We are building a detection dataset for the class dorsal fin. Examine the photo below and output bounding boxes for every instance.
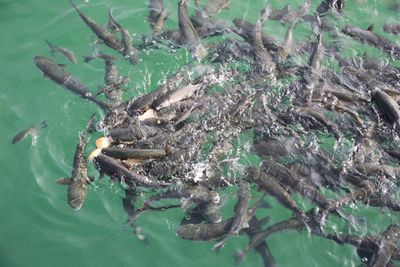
[56,177,71,185]
[367,23,374,31]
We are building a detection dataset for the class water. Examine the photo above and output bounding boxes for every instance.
[1,0,399,266]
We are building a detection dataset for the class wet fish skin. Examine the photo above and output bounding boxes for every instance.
[153,83,203,110]
[342,25,400,58]
[308,33,324,75]
[278,19,298,60]
[12,121,47,144]
[178,0,208,60]
[44,39,78,64]
[34,55,113,111]
[93,154,170,188]
[372,89,400,125]
[203,0,230,17]
[148,0,169,34]
[101,147,166,159]
[69,0,123,51]
[109,124,161,142]
[383,23,400,35]
[317,0,345,15]
[56,114,96,210]
[213,180,251,251]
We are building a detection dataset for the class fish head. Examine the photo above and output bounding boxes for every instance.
[67,179,88,210]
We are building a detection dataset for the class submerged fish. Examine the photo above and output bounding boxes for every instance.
[148,0,169,34]
[12,121,47,145]
[44,39,78,64]
[56,113,96,210]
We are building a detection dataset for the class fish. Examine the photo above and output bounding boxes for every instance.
[203,0,230,17]
[277,19,298,60]
[178,0,208,60]
[269,5,290,20]
[251,6,276,74]
[245,167,306,218]
[280,0,312,23]
[372,89,400,125]
[69,0,124,52]
[317,0,345,15]
[342,25,400,59]
[92,153,171,189]
[109,124,161,143]
[148,0,169,34]
[34,55,113,111]
[153,83,203,110]
[213,179,251,251]
[101,147,167,160]
[56,113,96,210]
[308,33,324,75]
[235,209,317,265]
[12,121,47,145]
[383,22,400,35]
[44,39,78,64]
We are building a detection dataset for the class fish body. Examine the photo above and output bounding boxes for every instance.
[44,39,77,63]
[178,0,208,60]
[109,124,161,142]
[149,0,169,34]
[34,56,113,110]
[102,147,166,159]
[308,34,324,75]
[383,23,400,35]
[372,89,400,125]
[56,114,96,210]
[12,121,47,144]
[153,83,203,110]
[93,154,170,188]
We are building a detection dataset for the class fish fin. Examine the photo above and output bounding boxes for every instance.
[83,56,94,63]
[259,216,271,226]
[98,172,105,180]
[256,199,271,209]
[234,249,247,266]
[57,63,67,68]
[88,176,95,183]
[56,177,71,185]
[39,121,48,129]
[367,23,374,31]
[212,238,226,253]
[95,39,104,45]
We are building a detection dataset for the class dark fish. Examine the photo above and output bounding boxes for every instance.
[280,0,312,23]
[317,0,345,15]
[178,0,208,60]
[148,0,169,34]
[93,154,170,188]
[232,18,279,52]
[213,180,251,251]
[277,19,298,60]
[101,147,167,159]
[56,113,96,210]
[260,160,332,208]
[251,7,276,74]
[33,56,113,111]
[383,23,400,35]
[203,0,230,17]
[44,39,78,64]
[372,89,400,125]
[69,0,123,51]
[109,124,161,143]
[235,209,316,265]
[12,121,47,144]
[342,25,400,58]
[308,33,324,75]
[245,167,306,218]
[153,83,203,110]
[269,5,290,20]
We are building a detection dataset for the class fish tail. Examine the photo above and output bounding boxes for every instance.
[44,39,53,48]
[83,56,94,63]
[39,121,48,129]
[212,238,226,253]
[234,249,247,265]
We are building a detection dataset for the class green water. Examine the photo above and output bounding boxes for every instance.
[1,0,399,266]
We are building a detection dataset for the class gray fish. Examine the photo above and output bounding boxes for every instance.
[235,209,316,265]
[109,124,161,143]
[317,0,345,15]
[44,39,78,64]
[69,0,123,52]
[280,0,312,23]
[268,5,290,20]
[383,22,400,35]
[308,33,324,75]
[213,180,251,251]
[34,56,113,111]
[342,25,400,58]
[251,7,276,74]
[178,0,208,60]
[148,0,169,34]
[101,147,167,159]
[153,83,203,110]
[12,121,47,144]
[372,89,400,125]
[93,154,170,189]
[56,113,96,210]
[203,0,230,17]
[278,19,298,60]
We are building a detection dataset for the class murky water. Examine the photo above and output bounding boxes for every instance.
[1,0,399,266]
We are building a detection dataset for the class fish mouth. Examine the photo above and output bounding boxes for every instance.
[89,148,102,161]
